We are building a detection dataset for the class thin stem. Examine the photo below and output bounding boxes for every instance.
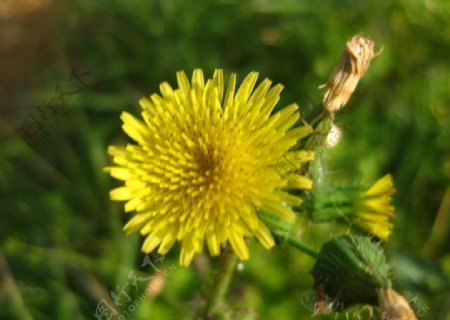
[0,250,33,320]
[259,210,319,259]
[205,247,237,318]
[422,187,450,257]
[272,229,318,259]
[304,104,327,127]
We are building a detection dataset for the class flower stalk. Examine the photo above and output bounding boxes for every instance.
[259,210,318,259]
[272,229,318,259]
[205,247,237,318]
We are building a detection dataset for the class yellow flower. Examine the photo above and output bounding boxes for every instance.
[353,174,395,240]
[105,69,313,266]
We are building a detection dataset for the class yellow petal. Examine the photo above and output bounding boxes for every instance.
[110,187,133,201]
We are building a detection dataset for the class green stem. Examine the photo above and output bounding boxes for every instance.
[259,210,318,259]
[272,229,318,259]
[422,187,450,257]
[0,250,33,320]
[304,104,327,127]
[205,247,237,318]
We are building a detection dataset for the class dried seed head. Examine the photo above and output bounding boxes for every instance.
[377,288,418,320]
[321,34,382,112]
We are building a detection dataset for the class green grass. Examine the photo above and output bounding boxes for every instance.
[1,0,449,319]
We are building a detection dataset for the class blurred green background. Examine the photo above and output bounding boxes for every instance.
[1,0,449,319]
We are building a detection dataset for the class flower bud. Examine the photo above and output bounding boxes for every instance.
[311,235,390,312]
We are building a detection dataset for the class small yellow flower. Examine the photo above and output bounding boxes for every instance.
[105,69,313,266]
[353,174,395,240]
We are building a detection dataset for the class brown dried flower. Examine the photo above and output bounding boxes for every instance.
[378,288,417,320]
[320,34,382,112]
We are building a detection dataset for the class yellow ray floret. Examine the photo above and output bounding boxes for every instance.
[105,69,313,266]
[354,174,395,240]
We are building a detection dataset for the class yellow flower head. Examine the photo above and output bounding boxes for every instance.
[105,69,313,265]
[354,174,395,240]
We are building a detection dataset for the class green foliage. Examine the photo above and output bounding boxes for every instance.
[1,0,449,319]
